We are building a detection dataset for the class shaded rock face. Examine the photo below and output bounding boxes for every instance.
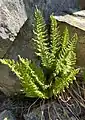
[79,0,85,9]
[0,0,78,95]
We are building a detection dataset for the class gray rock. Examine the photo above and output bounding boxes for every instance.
[54,10,85,31]
[0,0,78,95]
[0,110,16,120]
[0,64,21,96]
[0,0,27,58]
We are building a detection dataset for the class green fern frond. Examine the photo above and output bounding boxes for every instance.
[0,57,48,98]
[64,33,78,68]
[50,15,61,65]
[55,31,78,75]
[62,27,69,48]
[68,33,78,51]
[53,68,79,95]
[33,8,50,68]
[0,59,21,78]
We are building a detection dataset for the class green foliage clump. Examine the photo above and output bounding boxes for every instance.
[0,9,79,99]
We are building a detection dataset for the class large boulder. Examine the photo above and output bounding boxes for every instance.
[0,0,79,95]
[0,0,27,58]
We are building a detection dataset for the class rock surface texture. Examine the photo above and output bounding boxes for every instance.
[0,0,79,95]
[0,0,27,58]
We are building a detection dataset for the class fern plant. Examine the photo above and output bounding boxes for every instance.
[0,9,79,99]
